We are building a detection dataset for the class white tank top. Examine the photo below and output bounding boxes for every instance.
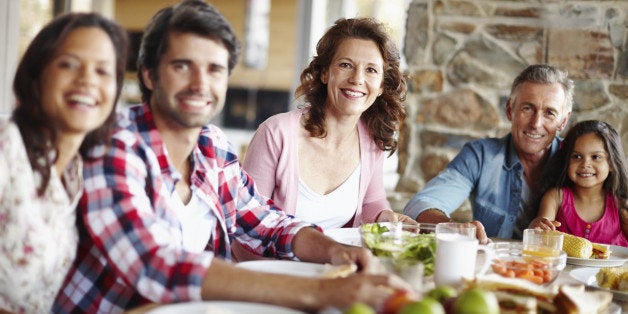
[295,164,360,229]
[171,192,216,253]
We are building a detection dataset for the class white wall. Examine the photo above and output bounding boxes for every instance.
[0,1,19,116]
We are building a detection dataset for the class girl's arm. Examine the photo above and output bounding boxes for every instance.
[529,188,562,230]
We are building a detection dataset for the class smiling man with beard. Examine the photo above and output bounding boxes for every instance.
[404,64,574,241]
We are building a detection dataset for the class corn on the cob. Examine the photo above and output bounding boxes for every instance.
[596,266,628,291]
[551,231,592,258]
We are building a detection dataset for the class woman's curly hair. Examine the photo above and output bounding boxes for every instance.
[295,17,407,154]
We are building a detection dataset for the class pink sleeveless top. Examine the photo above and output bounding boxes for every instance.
[556,187,628,247]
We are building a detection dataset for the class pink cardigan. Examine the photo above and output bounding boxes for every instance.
[242,108,392,227]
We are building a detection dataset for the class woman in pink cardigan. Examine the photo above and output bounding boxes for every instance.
[243,18,415,232]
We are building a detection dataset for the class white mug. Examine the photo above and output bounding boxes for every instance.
[434,223,492,287]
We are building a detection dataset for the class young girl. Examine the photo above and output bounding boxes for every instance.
[529,120,628,246]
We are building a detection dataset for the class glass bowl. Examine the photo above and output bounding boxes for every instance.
[490,242,567,285]
[360,222,436,277]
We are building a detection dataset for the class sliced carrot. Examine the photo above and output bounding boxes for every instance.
[519,273,544,284]
[529,259,549,269]
[493,256,556,284]
[514,269,534,277]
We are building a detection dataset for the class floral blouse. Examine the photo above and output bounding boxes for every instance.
[0,120,82,313]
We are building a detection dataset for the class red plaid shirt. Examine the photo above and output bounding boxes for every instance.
[53,104,315,313]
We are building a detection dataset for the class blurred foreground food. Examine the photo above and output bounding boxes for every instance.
[596,266,628,291]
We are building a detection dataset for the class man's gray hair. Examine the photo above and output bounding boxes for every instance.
[510,64,574,114]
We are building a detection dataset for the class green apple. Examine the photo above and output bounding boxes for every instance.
[344,302,375,314]
[426,285,458,303]
[399,297,445,314]
[452,288,499,314]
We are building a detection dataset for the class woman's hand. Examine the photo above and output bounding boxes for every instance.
[528,217,561,231]
[376,210,418,225]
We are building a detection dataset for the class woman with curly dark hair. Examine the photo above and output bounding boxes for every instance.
[0,12,127,312]
[243,17,413,232]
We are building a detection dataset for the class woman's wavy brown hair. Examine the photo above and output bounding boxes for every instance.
[295,17,407,154]
[12,12,128,195]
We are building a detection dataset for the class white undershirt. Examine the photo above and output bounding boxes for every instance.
[295,164,360,229]
[171,192,216,253]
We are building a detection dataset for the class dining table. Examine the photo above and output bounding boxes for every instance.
[125,232,628,314]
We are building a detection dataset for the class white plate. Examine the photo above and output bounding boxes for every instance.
[236,260,325,277]
[567,245,628,267]
[324,228,361,246]
[146,301,304,314]
[570,267,628,302]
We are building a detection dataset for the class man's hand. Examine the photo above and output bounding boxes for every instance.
[416,208,452,224]
[416,210,490,244]
[292,227,385,273]
[469,220,490,244]
[317,273,414,311]
[328,242,387,275]
[201,255,412,312]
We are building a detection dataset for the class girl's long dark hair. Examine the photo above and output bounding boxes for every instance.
[12,12,128,195]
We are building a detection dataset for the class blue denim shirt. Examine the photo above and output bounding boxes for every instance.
[403,134,561,239]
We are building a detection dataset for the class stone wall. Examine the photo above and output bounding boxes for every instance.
[392,0,628,220]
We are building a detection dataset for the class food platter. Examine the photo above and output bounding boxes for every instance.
[570,267,628,302]
[146,301,304,314]
[567,245,628,267]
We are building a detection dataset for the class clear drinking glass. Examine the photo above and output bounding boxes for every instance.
[522,229,564,258]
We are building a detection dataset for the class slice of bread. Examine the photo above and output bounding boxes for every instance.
[464,274,558,301]
[554,284,613,314]
[321,263,358,278]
